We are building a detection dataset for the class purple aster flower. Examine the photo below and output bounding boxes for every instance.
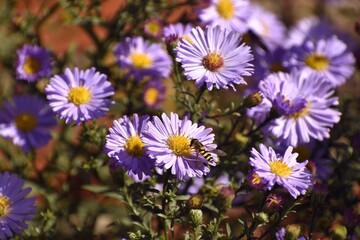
[259,71,341,147]
[286,36,355,87]
[113,37,172,81]
[142,80,166,109]
[15,44,53,82]
[162,23,193,44]
[0,95,57,152]
[45,67,114,125]
[246,3,286,51]
[0,172,37,240]
[104,114,154,182]
[198,0,250,33]
[143,112,218,180]
[175,25,253,91]
[250,144,313,198]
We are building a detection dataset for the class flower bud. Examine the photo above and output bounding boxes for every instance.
[254,212,269,224]
[330,224,347,240]
[189,209,203,227]
[285,224,301,240]
[243,91,263,109]
[235,133,250,149]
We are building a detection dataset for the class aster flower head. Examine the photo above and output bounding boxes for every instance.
[143,112,218,180]
[45,67,114,125]
[142,80,166,109]
[144,18,163,38]
[0,95,57,152]
[175,25,253,91]
[250,144,313,198]
[246,3,286,51]
[286,36,355,87]
[162,23,193,44]
[15,44,53,82]
[198,0,250,33]
[104,114,154,182]
[113,37,172,81]
[259,71,341,147]
[0,172,37,240]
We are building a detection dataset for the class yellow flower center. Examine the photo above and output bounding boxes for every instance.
[131,53,152,69]
[202,53,224,72]
[216,0,235,20]
[15,113,38,132]
[304,54,329,71]
[125,135,145,158]
[269,160,292,177]
[144,87,159,106]
[0,196,10,217]
[291,103,310,119]
[68,86,91,106]
[252,173,262,185]
[269,62,286,73]
[147,22,161,35]
[23,56,40,74]
[167,135,191,156]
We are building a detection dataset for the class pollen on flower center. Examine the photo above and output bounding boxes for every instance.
[0,196,10,217]
[202,53,224,71]
[291,103,310,119]
[23,56,40,74]
[144,87,159,105]
[216,0,235,20]
[167,135,191,156]
[131,53,153,69]
[68,86,91,106]
[269,160,292,177]
[147,22,161,35]
[304,54,329,71]
[15,113,38,132]
[125,135,145,158]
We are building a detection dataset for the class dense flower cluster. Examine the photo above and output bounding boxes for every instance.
[0,0,358,239]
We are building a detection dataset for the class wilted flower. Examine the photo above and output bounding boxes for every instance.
[0,95,57,152]
[175,25,253,91]
[143,112,218,180]
[198,0,250,33]
[249,144,313,198]
[104,114,154,182]
[0,172,37,240]
[45,67,114,125]
[113,37,172,81]
[15,44,53,82]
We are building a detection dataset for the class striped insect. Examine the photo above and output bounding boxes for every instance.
[190,138,226,164]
